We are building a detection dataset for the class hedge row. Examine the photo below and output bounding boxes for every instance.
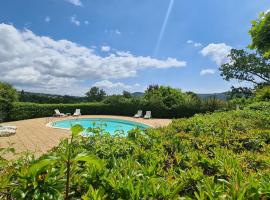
[8,102,136,121]
[7,101,211,121]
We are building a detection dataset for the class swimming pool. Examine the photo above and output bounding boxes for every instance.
[50,118,150,135]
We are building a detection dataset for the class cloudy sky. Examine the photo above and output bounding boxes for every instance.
[0,0,269,95]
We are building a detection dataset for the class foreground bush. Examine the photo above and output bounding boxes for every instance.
[0,102,269,199]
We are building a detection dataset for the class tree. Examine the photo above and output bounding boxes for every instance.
[249,11,270,58]
[85,87,106,102]
[226,86,254,99]
[122,90,132,98]
[255,85,270,101]
[0,82,18,103]
[0,82,18,121]
[144,85,186,109]
[219,49,270,85]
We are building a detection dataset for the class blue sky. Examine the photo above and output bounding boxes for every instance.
[0,0,269,95]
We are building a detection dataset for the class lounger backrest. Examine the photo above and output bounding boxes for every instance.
[55,109,60,114]
[138,110,142,115]
[146,111,151,117]
[75,109,80,114]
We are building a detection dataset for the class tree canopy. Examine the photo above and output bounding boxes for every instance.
[122,90,132,98]
[85,87,106,102]
[0,82,18,121]
[219,49,270,85]
[249,11,270,58]
[144,85,186,109]
[255,85,270,101]
[0,82,18,103]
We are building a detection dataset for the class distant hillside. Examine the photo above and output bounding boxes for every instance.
[197,92,227,100]
[17,90,227,104]
[131,92,227,100]
[18,91,87,104]
[131,92,144,97]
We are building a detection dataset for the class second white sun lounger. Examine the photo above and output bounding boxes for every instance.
[134,110,143,118]
[73,109,81,116]
[144,111,152,119]
[54,109,66,117]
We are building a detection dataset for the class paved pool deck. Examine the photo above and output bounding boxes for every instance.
[0,115,171,159]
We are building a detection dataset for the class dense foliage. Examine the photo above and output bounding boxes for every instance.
[86,87,107,102]
[1,101,269,199]
[249,11,270,58]
[255,85,270,101]
[0,82,18,122]
[19,90,87,104]
[219,49,270,85]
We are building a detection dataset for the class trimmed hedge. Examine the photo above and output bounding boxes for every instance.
[8,102,206,121]
[8,97,228,121]
[8,102,139,121]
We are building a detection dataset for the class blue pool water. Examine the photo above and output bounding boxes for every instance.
[51,118,150,135]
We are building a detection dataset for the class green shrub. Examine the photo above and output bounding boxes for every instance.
[255,85,270,101]
[246,101,270,111]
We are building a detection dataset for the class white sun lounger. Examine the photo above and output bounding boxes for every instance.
[144,111,152,119]
[54,109,66,117]
[0,128,16,137]
[73,109,81,116]
[134,110,143,118]
[0,125,17,130]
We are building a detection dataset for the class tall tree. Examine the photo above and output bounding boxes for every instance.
[0,82,18,103]
[122,90,132,98]
[249,11,270,58]
[86,87,106,102]
[144,85,186,109]
[219,49,270,85]
[0,82,18,121]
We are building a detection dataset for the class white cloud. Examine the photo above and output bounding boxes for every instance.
[92,80,141,94]
[115,29,121,35]
[70,15,80,26]
[44,16,51,22]
[105,29,122,36]
[186,40,202,47]
[116,51,132,57]
[0,23,186,95]
[66,0,82,6]
[200,43,232,65]
[194,42,202,47]
[101,45,111,52]
[200,68,216,76]
[84,20,89,25]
